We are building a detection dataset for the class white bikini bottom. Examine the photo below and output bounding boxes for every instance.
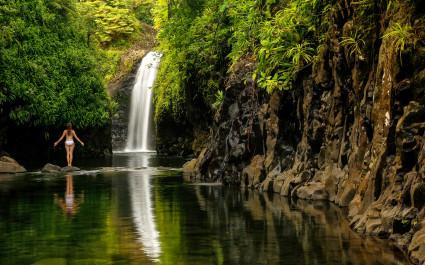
[65,140,74,146]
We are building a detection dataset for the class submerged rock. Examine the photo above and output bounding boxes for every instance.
[0,156,26,173]
[61,166,81,172]
[182,159,197,181]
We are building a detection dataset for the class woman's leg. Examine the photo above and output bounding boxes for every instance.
[65,145,71,166]
[69,144,75,167]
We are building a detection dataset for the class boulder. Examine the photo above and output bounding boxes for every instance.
[41,163,62,173]
[0,156,26,173]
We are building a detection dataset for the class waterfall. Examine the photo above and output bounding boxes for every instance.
[126,51,162,152]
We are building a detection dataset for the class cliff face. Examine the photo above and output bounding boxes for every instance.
[184,1,425,264]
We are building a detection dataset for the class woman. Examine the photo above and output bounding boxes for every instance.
[54,123,84,167]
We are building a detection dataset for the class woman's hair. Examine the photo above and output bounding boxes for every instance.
[66,123,72,135]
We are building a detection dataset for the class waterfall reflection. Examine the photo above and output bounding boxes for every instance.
[53,174,84,216]
[193,186,408,265]
[127,154,161,261]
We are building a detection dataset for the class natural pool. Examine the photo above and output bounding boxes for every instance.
[0,153,410,265]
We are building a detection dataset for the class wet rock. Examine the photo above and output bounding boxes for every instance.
[242,155,265,188]
[260,177,274,192]
[409,222,425,265]
[0,156,26,173]
[42,163,61,173]
[183,159,197,181]
[61,166,80,172]
[336,184,356,207]
[296,182,329,201]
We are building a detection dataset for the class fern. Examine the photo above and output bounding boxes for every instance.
[383,22,416,62]
[285,41,315,68]
[212,90,225,110]
[340,30,366,60]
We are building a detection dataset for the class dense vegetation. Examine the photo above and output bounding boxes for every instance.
[0,0,153,129]
[152,0,324,123]
[152,0,422,125]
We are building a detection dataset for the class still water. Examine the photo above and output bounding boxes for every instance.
[0,153,410,265]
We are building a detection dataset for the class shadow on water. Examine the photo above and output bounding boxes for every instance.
[0,153,411,265]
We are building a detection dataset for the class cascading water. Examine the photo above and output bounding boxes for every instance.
[126,51,162,152]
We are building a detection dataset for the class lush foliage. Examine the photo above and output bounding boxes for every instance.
[77,0,155,83]
[152,0,329,122]
[153,0,231,122]
[0,0,152,128]
[152,0,425,125]
[0,0,111,127]
[77,0,143,46]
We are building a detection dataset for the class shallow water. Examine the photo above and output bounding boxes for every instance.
[0,153,410,265]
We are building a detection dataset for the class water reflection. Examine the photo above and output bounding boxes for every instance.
[129,171,161,261]
[120,152,162,261]
[53,174,84,216]
[0,153,411,265]
[189,185,409,265]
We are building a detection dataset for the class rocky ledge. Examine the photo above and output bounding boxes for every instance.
[183,2,425,264]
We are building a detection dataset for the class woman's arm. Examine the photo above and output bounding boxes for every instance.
[73,131,84,146]
[54,131,66,147]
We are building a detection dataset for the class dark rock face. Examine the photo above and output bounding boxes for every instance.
[111,63,138,151]
[155,117,193,156]
[184,2,425,264]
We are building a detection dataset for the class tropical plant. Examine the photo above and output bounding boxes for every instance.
[212,90,225,110]
[77,0,139,46]
[383,22,417,62]
[0,0,114,127]
[153,0,231,122]
[340,30,366,60]
[285,41,315,69]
